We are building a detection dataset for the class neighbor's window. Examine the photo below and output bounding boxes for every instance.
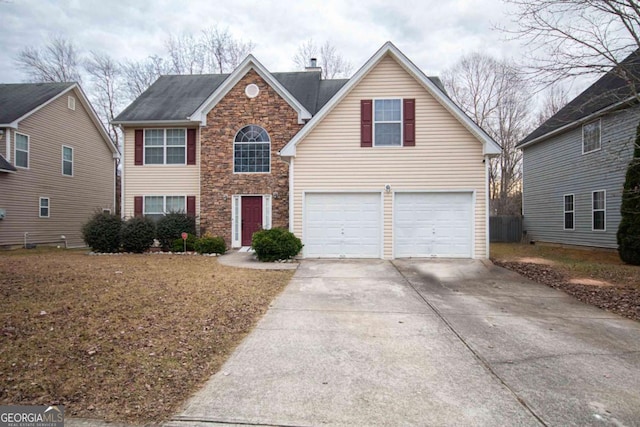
[234,125,270,173]
[62,146,73,176]
[15,133,29,168]
[144,195,185,221]
[39,197,50,218]
[374,99,402,146]
[583,120,601,154]
[592,190,606,230]
[564,194,574,230]
[144,129,186,165]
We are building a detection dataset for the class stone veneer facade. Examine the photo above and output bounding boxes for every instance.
[199,70,304,246]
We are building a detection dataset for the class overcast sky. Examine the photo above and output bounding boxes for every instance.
[0,0,525,84]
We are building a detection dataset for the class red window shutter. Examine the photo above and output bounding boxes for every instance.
[134,129,144,165]
[361,100,372,147]
[187,196,196,217]
[403,99,415,146]
[134,196,143,217]
[187,129,196,165]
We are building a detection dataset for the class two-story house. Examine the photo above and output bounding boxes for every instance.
[518,49,640,249]
[113,42,501,259]
[0,82,119,248]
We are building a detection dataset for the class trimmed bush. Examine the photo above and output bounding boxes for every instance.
[171,233,197,252]
[121,216,156,253]
[618,121,640,265]
[195,236,226,254]
[156,213,196,250]
[82,212,122,253]
[251,228,302,262]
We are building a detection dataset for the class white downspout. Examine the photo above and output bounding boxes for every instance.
[288,157,294,233]
[485,155,490,259]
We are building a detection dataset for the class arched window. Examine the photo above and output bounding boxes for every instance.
[234,125,271,173]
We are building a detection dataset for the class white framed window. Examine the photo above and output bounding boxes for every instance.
[39,197,50,218]
[144,129,186,165]
[143,195,186,221]
[582,119,601,154]
[15,133,29,168]
[68,96,76,111]
[102,208,112,214]
[234,125,270,173]
[374,99,402,146]
[592,190,606,231]
[563,194,574,230]
[62,145,73,176]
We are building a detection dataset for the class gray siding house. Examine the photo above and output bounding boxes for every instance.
[0,83,119,248]
[518,50,640,249]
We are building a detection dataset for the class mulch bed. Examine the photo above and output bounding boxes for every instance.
[494,260,640,322]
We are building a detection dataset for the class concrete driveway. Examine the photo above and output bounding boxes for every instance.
[167,259,640,426]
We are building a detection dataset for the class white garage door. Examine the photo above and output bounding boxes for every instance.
[394,192,473,258]
[304,192,381,258]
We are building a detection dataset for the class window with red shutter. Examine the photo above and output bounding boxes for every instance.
[187,196,196,217]
[187,129,196,165]
[361,100,372,147]
[403,99,415,146]
[134,196,143,217]
[134,130,143,165]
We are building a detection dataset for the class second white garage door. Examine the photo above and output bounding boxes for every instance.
[394,192,473,258]
[304,192,381,258]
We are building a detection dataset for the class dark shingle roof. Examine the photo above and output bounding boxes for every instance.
[0,154,16,172]
[520,49,640,146]
[0,82,74,124]
[114,71,349,123]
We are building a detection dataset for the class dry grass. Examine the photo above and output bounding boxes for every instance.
[0,248,293,424]
[491,243,640,287]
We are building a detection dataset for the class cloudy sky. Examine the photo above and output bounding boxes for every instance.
[0,0,524,84]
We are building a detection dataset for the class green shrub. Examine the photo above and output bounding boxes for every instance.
[121,216,156,253]
[195,236,226,254]
[251,228,302,262]
[618,121,640,264]
[82,212,122,253]
[171,233,197,252]
[156,213,196,250]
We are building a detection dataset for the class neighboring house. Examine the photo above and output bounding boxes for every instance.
[518,50,640,249]
[113,42,500,259]
[0,82,119,248]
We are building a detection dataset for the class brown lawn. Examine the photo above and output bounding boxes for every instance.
[0,248,293,424]
[491,243,640,321]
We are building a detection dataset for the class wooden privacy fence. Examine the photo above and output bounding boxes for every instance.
[490,216,523,243]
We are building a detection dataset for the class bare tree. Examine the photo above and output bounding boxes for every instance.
[293,39,353,78]
[535,83,571,126]
[121,56,169,99]
[15,36,83,83]
[85,52,123,145]
[166,33,206,74]
[443,53,532,215]
[201,26,255,73]
[502,0,640,85]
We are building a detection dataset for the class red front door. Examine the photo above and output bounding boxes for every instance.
[241,196,263,246]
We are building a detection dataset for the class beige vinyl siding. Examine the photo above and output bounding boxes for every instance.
[122,128,200,219]
[0,89,115,247]
[293,54,487,258]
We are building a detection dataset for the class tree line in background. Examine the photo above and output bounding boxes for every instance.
[12,1,640,226]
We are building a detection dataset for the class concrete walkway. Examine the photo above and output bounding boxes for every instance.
[166,259,640,426]
[216,248,298,270]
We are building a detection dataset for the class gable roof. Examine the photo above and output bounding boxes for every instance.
[519,49,640,148]
[0,82,118,156]
[280,42,502,157]
[0,82,74,125]
[113,58,349,126]
[0,154,16,173]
